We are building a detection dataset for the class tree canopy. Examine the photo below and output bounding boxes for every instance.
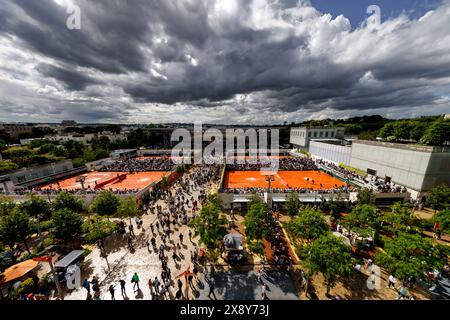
[285,192,301,216]
[381,202,415,232]
[356,188,374,205]
[285,208,329,243]
[189,200,227,253]
[19,195,52,219]
[376,232,445,282]
[0,207,33,253]
[90,190,121,216]
[53,191,83,213]
[300,234,354,295]
[116,196,139,219]
[51,209,82,241]
[82,216,118,243]
[344,204,379,238]
[433,209,450,236]
[427,184,450,211]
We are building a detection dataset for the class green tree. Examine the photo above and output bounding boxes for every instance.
[0,207,33,253]
[0,160,19,173]
[300,234,354,295]
[90,190,121,216]
[286,208,329,243]
[116,196,139,222]
[420,118,450,146]
[51,209,82,241]
[82,216,118,243]
[244,201,273,242]
[53,191,83,213]
[63,140,84,159]
[433,209,450,236]
[344,204,379,239]
[20,194,52,219]
[379,122,396,139]
[376,232,445,282]
[382,202,415,232]
[189,201,227,252]
[0,196,16,216]
[285,192,301,216]
[244,201,275,257]
[356,188,374,205]
[427,184,450,211]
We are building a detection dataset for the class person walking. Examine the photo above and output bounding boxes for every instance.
[127,236,134,251]
[150,223,154,235]
[82,278,91,295]
[120,279,126,296]
[109,285,115,300]
[132,272,140,290]
[129,223,135,237]
[148,278,153,296]
[207,279,217,300]
[261,283,267,300]
[153,277,160,295]
[179,233,184,244]
[388,275,397,289]
[193,265,199,281]
[177,279,183,292]
[188,229,192,241]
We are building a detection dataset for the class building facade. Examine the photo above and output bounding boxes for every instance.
[309,140,352,165]
[290,127,344,149]
[350,140,450,199]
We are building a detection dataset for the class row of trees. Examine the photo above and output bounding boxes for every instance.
[0,191,141,258]
[285,193,450,295]
[189,194,227,261]
[243,197,276,257]
[285,207,354,295]
[378,117,449,146]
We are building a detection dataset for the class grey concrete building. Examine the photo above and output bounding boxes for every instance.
[290,127,344,149]
[309,140,352,165]
[350,140,450,199]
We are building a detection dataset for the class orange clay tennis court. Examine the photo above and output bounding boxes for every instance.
[40,171,171,191]
[224,170,346,190]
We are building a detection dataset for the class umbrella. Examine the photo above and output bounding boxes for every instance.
[0,259,39,285]
[333,232,352,246]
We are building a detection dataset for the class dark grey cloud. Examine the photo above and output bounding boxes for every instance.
[36,63,100,91]
[0,0,449,124]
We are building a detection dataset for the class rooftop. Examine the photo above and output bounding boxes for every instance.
[353,140,450,153]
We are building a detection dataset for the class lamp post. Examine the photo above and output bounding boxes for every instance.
[265,175,275,192]
[33,256,64,300]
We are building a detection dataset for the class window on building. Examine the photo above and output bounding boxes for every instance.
[331,132,335,137]
[314,132,317,138]
[325,132,329,138]
[319,132,323,137]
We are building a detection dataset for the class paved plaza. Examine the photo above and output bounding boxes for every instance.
[196,270,299,300]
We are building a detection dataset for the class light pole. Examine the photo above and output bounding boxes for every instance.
[33,256,64,300]
[265,175,275,193]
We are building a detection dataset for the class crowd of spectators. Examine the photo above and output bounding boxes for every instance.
[226,157,318,171]
[34,187,140,195]
[221,186,353,194]
[99,158,175,172]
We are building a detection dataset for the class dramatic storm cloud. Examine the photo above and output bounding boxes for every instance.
[0,0,449,124]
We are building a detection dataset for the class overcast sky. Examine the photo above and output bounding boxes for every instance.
[0,0,449,124]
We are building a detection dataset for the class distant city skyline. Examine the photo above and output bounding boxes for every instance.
[0,0,449,124]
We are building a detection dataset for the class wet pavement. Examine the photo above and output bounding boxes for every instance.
[64,178,216,300]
